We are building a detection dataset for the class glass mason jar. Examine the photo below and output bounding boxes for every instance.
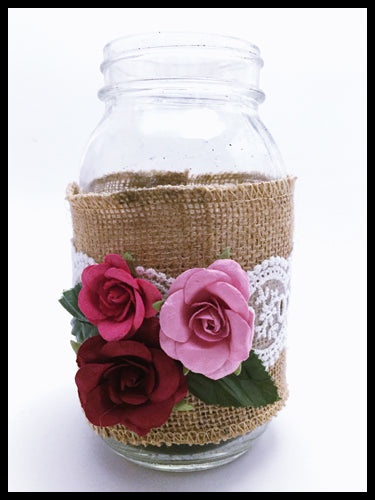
[67,32,295,472]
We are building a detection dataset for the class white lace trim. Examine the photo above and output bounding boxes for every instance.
[71,243,96,285]
[248,256,291,369]
[135,266,175,299]
[71,244,291,370]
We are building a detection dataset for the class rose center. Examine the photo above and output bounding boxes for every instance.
[107,284,130,304]
[189,301,229,342]
[122,366,143,388]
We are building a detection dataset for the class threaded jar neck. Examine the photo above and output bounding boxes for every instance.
[98,32,265,105]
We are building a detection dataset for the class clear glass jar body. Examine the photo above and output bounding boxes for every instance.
[79,32,286,192]
[77,32,286,471]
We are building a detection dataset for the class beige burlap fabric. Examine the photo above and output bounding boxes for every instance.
[66,171,296,446]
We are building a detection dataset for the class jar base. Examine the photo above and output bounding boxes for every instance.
[100,422,269,472]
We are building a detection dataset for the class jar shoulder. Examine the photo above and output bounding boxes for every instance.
[79,105,286,191]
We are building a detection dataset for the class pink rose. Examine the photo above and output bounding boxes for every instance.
[78,254,162,341]
[159,259,254,380]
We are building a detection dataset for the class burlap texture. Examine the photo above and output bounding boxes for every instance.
[66,171,296,446]
[92,349,288,446]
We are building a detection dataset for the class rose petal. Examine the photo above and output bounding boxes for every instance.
[99,339,153,362]
[78,286,107,323]
[203,356,240,380]
[190,318,218,342]
[81,263,107,290]
[189,306,226,342]
[194,298,228,326]
[75,363,109,400]
[132,317,161,348]
[82,384,124,427]
[104,254,131,273]
[168,268,202,295]
[184,268,231,304]
[102,366,127,404]
[107,382,126,405]
[104,267,139,289]
[100,281,131,310]
[226,309,253,361]
[111,297,132,322]
[105,283,130,304]
[191,306,222,331]
[136,278,163,318]
[159,289,192,342]
[122,399,175,435]
[148,348,180,402]
[173,372,189,405]
[175,335,230,377]
[97,289,130,317]
[97,316,135,341]
[159,329,178,359]
[205,281,250,320]
[208,259,250,301]
[139,363,156,395]
[132,290,146,331]
[76,335,106,367]
[119,391,149,405]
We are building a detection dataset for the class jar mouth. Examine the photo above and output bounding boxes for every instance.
[99,31,264,103]
[101,31,263,68]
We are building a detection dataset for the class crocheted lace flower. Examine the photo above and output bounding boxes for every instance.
[78,254,162,341]
[159,259,254,379]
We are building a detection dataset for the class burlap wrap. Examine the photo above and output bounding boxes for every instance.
[66,171,296,446]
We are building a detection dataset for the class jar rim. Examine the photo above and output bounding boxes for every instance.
[99,31,264,104]
[101,31,263,70]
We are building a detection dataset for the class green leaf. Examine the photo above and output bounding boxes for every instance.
[217,247,231,260]
[152,299,165,312]
[70,340,82,354]
[187,351,280,408]
[58,283,87,322]
[233,364,242,376]
[59,283,99,343]
[173,399,194,412]
[122,251,137,277]
[70,317,99,344]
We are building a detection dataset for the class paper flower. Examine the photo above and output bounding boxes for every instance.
[75,326,188,436]
[78,254,162,341]
[60,250,281,418]
[159,259,254,379]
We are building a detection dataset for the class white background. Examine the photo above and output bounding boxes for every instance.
[8,7,367,492]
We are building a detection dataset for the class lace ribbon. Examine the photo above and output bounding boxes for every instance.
[247,256,291,369]
[71,245,291,370]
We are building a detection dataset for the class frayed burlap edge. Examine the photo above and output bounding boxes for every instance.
[66,174,296,276]
[90,350,288,447]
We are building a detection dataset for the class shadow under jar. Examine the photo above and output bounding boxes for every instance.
[67,32,295,471]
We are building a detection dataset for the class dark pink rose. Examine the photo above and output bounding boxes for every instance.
[159,259,254,379]
[75,327,187,436]
[78,254,162,341]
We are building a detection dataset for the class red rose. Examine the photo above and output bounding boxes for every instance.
[78,254,162,341]
[75,322,188,436]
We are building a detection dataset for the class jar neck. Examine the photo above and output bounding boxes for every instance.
[100,80,263,114]
[98,32,265,110]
